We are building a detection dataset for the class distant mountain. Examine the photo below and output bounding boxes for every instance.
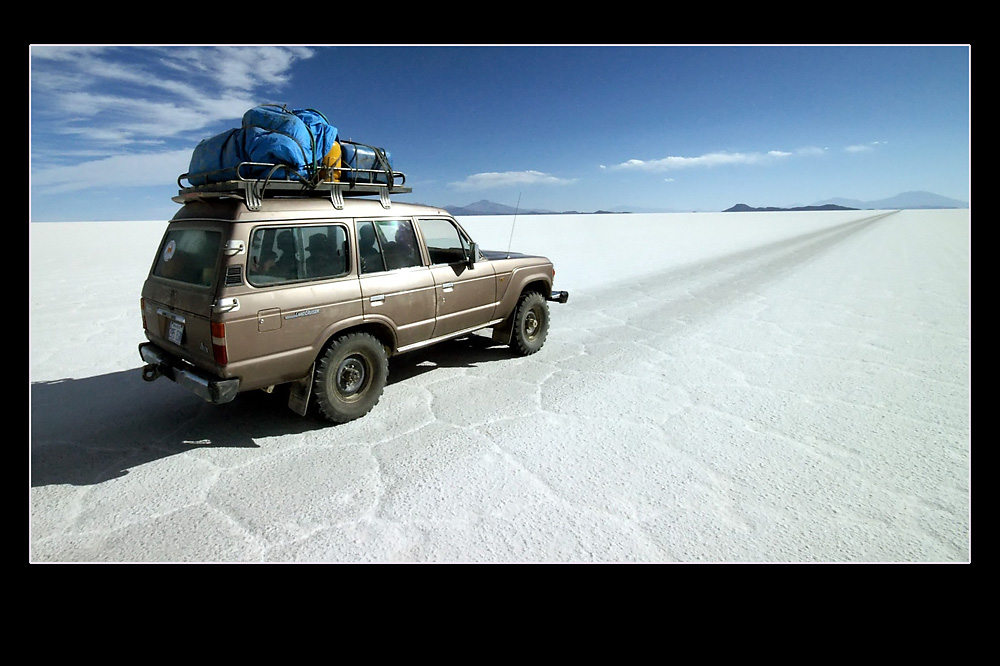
[446,200,553,216]
[446,191,968,217]
[813,191,969,210]
[724,203,856,213]
[446,199,628,216]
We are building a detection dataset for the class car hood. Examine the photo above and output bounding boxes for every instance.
[481,249,543,261]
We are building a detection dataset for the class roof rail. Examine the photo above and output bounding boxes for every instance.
[174,161,410,211]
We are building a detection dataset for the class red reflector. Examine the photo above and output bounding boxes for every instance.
[211,322,228,365]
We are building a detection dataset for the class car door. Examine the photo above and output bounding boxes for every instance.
[417,217,498,338]
[356,218,437,349]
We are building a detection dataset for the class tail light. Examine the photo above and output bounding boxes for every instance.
[211,321,229,365]
[140,298,147,330]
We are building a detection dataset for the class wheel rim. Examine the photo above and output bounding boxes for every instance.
[524,308,541,340]
[336,354,369,398]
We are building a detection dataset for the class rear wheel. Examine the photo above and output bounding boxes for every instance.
[314,332,388,423]
[511,291,549,356]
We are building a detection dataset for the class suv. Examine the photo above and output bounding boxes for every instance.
[139,186,568,423]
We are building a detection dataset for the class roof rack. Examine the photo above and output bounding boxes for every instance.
[173,162,411,211]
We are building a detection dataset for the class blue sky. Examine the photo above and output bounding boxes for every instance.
[30,45,970,221]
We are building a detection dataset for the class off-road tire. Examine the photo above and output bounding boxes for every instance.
[511,291,549,356]
[313,332,389,423]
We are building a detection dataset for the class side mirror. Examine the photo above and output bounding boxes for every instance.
[466,241,478,268]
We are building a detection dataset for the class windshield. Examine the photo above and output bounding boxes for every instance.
[152,228,222,287]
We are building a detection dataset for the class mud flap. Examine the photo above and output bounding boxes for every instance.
[287,363,315,416]
[491,315,514,345]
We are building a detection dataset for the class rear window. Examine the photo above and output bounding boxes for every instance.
[153,228,222,287]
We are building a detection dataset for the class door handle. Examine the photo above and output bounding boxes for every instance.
[212,297,240,313]
[369,294,385,306]
[442,282,454,293]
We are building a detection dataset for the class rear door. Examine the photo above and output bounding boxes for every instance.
[417,217,498,338]
[141,221,225,372]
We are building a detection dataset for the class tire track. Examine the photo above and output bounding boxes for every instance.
[568,212,897,340]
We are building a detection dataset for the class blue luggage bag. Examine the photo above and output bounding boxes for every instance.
[241,105,339,181]
[186,105,339,185]
[340,142,394,184]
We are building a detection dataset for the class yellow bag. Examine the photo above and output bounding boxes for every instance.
[319,141,342,182]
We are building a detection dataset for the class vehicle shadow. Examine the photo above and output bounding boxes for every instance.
[29,369,322,487]
[387,333,514,384]
[30,334,515,488]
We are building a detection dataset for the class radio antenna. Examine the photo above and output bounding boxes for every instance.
[506,193,521,258]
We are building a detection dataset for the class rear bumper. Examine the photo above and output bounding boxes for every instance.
[139,342,240,404]
[548,290,569,304]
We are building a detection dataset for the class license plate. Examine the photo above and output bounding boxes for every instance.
[168,319,184,345]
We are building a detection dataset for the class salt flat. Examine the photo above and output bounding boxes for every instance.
[28,209,971,562]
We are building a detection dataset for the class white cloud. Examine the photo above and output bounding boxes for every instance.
[603,150,793,171]
[32,149,193,194]
[31,46,312,161]
[602,146,831,172]
[30,45,114,62]
[157,46,315,92]
[53,92,244,143]
[845,141,885,153]
[450,170,576,190]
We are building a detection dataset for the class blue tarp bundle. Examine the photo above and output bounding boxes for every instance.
[186,128,248,185]
[187,105,340,186]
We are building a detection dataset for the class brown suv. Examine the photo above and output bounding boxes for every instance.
[139,182,568,423]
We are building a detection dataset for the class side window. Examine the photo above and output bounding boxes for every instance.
[419,218,469,265]
[247,224,348,286]
[305,226,348,279]
[357,219,423,275]
[378,219,422,271]
[356,221,385,275]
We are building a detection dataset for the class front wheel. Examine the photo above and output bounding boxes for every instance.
[511,291,550,356]
[314,332,388,423]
